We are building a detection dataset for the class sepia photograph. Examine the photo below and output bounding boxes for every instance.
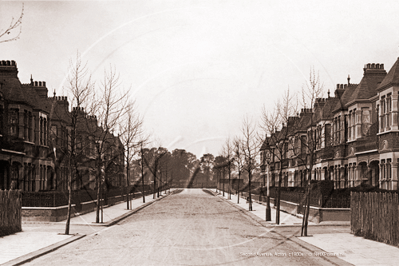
[1,0,399,265]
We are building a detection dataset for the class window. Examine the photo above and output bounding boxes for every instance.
[44,118,47,146]
[362,108,371,136]
[24,110,28,139]
[387,94,392,129]
[387,159,392,180]
[51,125,57,144]
[380,160,385,180]
[28,112,32,141]
[381,96,386,132]
[9,109,19,137]
[351,110,356,140]
[325,124,331,146]
[348,113,352,141]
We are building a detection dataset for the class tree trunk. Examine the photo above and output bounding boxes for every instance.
[126,154,130,210]
[248,170,252,211]
[95,162,101,223]
[276,171,281,225]
[228,162,231,199]
[222,168,225,197]
[237,172,240,204]
[64,167,72,235]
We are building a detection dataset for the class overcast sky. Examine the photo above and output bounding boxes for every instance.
[2,0,399,158]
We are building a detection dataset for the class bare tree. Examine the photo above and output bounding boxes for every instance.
[142,147,168,199]
[221,137,234,199]
[0,4,24,43]
[119,100,144,210]
[296,68,325,236]
[89,66,130,223]
[51,53,94,235]
[240,115,260,211]
[260,88,298,224]
[233,137,245,204]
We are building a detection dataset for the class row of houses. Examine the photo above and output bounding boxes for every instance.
[0,60,124,192]
[260,55,399,191]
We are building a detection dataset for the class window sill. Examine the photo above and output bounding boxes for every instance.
[377,130,399,135]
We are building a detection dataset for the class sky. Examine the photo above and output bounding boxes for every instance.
[2,0,399,159]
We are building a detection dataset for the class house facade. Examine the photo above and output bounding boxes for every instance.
[260,56,399,191]
[0,60,124,192]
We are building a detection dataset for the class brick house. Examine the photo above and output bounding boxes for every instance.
[0,60,124,192]
[260,56,399,191]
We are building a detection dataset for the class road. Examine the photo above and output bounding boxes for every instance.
[25,189,348,265]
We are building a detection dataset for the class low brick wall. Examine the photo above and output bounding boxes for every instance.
[22,193,133,222]
[239,191,350,223]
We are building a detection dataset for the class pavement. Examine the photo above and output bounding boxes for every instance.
[0,190,174,266]
[213,189,399,266]
[1,188,399,266]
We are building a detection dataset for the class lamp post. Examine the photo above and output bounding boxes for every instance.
[265,141,271,221]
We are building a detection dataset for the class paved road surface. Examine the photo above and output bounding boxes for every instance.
[25,189,348,265]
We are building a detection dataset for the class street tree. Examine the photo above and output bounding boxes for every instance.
[240,115,260,211]
[221,137,234,199]
[295,68,326,236]
[49,54,94,235]
[119,100,144,210]
[233,137,245,204]
[260,88,298,224]
[89,66,130,223]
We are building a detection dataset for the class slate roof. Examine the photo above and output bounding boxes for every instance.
[0,63,52,113]
[0,76,30,104]
[332,65,386,112]
[332,84,357,112]
[377,57,399,91]
[350,73,386,101]
[313,97,340,123]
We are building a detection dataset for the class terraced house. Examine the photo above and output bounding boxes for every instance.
[260,55,399,191]
[0,60,124,192]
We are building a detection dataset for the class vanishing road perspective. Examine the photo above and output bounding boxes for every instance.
[24,189,348,266]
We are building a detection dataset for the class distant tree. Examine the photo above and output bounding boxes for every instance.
[214,155,226,195]
[142,147,168,198]
[170,149,196,187]
[158,149,172,193]
[0,4,24,43]
[199,153,214,184]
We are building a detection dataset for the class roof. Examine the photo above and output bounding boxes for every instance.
[377,57,399,91]
[313,97,340,123]
[334,64,386,111]
[0,62,53,113]
[350,74,386,101]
